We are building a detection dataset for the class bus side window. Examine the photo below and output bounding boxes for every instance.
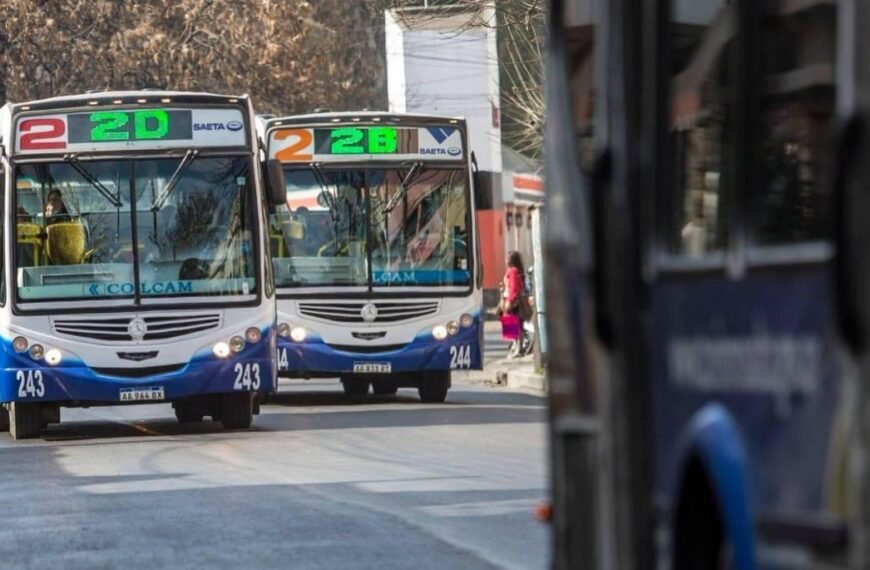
[668,2,732,257]
[753,4,835,245]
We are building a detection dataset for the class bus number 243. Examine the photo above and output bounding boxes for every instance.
[16,370,45,398]
[233,363,261,391]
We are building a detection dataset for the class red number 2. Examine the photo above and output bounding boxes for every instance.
[19,118,67,151]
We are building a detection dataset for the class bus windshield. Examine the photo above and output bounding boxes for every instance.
[14,156,257,302]
[270,166,471,288]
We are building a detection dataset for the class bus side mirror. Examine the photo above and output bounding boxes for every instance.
[266,159,286,206]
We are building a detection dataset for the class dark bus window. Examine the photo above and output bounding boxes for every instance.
[668,2,732,256]
[753,3,836,245]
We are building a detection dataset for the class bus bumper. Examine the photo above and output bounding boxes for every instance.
[0,332,277,405]
[277,321,483,375]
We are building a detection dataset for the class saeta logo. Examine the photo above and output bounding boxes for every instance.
[227,120,243,131]
[447,147,461,156]
[427,127,456,144]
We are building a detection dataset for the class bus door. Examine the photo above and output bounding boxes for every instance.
[547,0,652,568]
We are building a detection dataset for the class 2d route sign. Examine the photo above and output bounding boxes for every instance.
[15,108,248,154]
[268,125,465,163]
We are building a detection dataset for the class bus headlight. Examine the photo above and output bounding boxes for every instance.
[446,321,460,336]
[29,344,45,360]
[290,327,307,342]
[245,327,262,343]
[45,349,63,366]
[277,322,290,338]
[460,313,474,328]
[432,325,448,341]
[213,341,231,358]
[12,336,28,353]
[229,336,246,353]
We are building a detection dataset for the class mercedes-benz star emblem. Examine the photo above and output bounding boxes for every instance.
[360,303,378,323]
[128,317,148,340]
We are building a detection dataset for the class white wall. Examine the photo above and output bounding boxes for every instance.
[385,8,502,174]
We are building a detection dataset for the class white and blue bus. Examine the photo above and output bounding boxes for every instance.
[260,112,483,402]
[0,91,281,439]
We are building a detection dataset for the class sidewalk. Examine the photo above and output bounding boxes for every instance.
[498,355,547,393]
[454,330,547,394]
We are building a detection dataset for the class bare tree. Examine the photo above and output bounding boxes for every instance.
[0,0,387,114]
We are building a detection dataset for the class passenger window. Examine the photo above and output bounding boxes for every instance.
[668,2,732,256]
[753,3,836,245]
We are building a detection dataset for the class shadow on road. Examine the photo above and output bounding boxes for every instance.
[267,387,544,408]
[4,386,544,443]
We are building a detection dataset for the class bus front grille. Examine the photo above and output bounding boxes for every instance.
[52,314,222,342]
[297,301,440,324]
[327,343,409,354]
[92,364,186,378]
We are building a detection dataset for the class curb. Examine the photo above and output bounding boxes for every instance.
[506,368,547,393]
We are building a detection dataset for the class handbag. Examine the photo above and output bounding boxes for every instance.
[501,313,520,340]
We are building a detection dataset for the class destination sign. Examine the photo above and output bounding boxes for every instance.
[15,108,247,153]
[269,125,464,163]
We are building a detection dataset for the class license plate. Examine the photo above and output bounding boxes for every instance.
[353,362,391,374]
[119,387,165,402]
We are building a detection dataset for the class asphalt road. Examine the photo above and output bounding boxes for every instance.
[0,378,548,570]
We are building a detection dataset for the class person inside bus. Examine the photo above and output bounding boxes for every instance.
[45,189,73,223]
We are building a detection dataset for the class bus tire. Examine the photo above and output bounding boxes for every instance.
[9,402,42,440]
[0,407,9,432]
[41,405,60,428]
[220,393,253,430]
[341,378,370,397]
[174,403,203,424]
[371,379,398,396]
[418,372,449,403]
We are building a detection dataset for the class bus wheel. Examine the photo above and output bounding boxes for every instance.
[174,403,203,424]
[220,393,253,430]
[371,379,398,396]
[0,406,9,432]
[341,378,370,397]
[41,405,60,428]
[9,402,42,440]
[418,372,449,403]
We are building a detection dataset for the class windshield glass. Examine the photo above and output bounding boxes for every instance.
[15,156,257,302]
[369,168,470,286]
[270,166,470,288]
[269,169,368,287]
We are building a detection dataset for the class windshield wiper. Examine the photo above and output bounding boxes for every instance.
[151,149,198,211]
[64,154,123,208]
[383,161,423,213]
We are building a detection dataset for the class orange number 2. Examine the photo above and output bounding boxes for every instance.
[274,129,314,162]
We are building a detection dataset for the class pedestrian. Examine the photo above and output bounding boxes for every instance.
[499,251,533,352]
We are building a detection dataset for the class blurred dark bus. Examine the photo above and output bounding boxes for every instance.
[547,0,870,568]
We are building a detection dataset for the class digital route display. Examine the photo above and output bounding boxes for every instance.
[313,127,399,155]
[269,124,465,163]
[15,107,247,153]
[67,110,193,143]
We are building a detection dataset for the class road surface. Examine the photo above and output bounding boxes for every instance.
[0,378,548,570]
